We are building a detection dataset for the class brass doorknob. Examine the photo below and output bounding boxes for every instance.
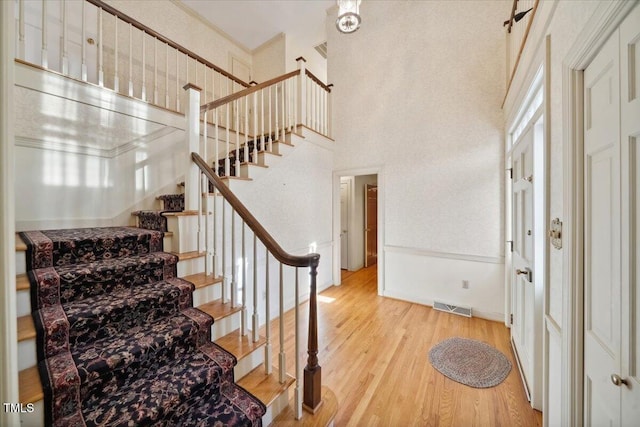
[611,374,628,386]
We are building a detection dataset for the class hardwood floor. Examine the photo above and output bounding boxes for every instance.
[266,265,543,426]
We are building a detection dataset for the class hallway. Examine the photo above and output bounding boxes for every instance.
[275,265,543,426]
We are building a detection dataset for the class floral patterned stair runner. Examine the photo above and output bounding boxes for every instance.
[135,194,185,232]
[20,226,265,426]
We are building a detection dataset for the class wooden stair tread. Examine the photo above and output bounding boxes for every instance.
[258,150,283,157]
[17,273,30,291]
[173,251,206,261]
[237,366,295,407]
[182,272,223,289]
[240,162,268,169]
[17,314,35,342]
[162,210,199,217]
[19,366,43,403]
[197,300,242,321]
[221,176,252,182]
[272,386,338,427]
[164,231,174,237]
[214,329,266,360]
[15,233,26,251]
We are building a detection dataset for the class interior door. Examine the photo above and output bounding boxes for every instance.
[364,184,377,267]
[620,4,640,424]
[583,29,621,427]
[510,126,535,401]
[340,181,349,269]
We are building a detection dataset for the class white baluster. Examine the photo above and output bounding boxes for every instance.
[279,262,286,383]
[294,267,302,419]
[244,95,249,165]
[253,90,258,156]
[81,1,86,80]
[293,77,298,130]
[61,0,68,74]
[264,251,272,373]
[221,201,227,302]
[241,221,246,335]
[175,49,180,111]
[41,0,47,68]
[98,8,103,86]
[281,80,285,136]
[297,57,306,129]
[225,100,230,177]
[230,210,235,306]
[260,89,265,153]
[212,183,218,278]
[128,23,133,96]
[268,86,272,150]
[153,38,158,104]
[164,44,169,107]
[252,234,259,342]
[214,106,219,174]
[235,100,240,176]
[275,83,279,142]
[18,0,25,60]
[113,16,118,92]
[141,33,146,101]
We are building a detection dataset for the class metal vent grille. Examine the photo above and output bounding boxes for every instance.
[433,301,472,318]
[314,42,327,59]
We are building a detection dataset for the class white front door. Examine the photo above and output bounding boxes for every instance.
[510,126,536,403]
[583,27,621,427]
[620,4,640,424]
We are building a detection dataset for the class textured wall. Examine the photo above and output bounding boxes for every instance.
[328,0,508,318]
[252,33,286,82]
[329,0,506,257]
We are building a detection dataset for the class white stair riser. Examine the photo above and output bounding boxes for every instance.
[16,252,26,275]
[177,257,205,277]
[163,235,173,253]
[210,313,240,341]
[17,289,31,317]
[192,285,222,307]
[239,164,268,180]
[233,346,264,380]
[18,339,37,371]
[261,387,291,427]
[166,216,199,253]
[19,400,44,427]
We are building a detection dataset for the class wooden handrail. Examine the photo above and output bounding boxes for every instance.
[200,70,299,112]
[191,152,320,269]
[506,0,518,33]
[86,0,250,88]
[305,70,331,93]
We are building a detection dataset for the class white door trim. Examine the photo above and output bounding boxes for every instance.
[332,167,385,295]
[562,2,637,426]
[0,1,19,425]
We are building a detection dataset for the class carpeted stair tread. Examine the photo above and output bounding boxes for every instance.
[72,308,214,385]
[63,278,195,346]
[63,342,238,426]
[33,278,195,360]
[171,382,266,427]
[28,251,178,308]
[134,210,169,232]
[20,227,164,270]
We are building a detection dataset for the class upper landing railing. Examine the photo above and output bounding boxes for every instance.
[13,0,333,139]
[14,0,250,114]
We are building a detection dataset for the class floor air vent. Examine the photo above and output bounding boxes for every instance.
[433,301,472,317]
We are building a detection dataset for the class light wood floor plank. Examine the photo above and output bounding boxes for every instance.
[263,265,542,426]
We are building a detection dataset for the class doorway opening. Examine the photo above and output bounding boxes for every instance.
[338,173,379,282]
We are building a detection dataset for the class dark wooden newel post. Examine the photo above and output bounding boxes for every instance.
[303,257,322,413]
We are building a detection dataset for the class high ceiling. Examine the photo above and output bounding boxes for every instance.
[179,0,335,51]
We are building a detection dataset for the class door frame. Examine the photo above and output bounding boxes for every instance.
[562,2,636,426]
[333,167,384,295]
[505,64,546,411]
[339,177,352,270]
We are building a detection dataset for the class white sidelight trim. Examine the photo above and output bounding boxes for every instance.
[0,1,19,425]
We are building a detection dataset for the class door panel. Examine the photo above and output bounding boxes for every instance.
[511,125,535,399]
[340,181,349,269]
[584,29,621,426]
[620,4,640,424]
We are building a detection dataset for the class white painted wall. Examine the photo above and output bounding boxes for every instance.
[328,1,508,319]
[252,33,286,83]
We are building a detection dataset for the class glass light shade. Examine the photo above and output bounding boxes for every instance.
[336,0,361,34]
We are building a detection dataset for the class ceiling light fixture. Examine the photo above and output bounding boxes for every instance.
[336,0,361,34]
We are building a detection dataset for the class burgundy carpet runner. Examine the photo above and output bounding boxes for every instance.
[21,226,265,426]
